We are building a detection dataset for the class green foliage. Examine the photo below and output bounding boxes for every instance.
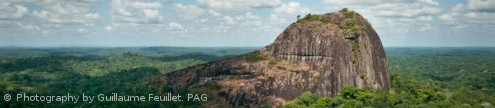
[244,53,268,63]
[341,11,364,37]
[67,52,204,76]
[344,11,354,18]
[260,104,272,108]
[285,76,463,107]
[351,26,364,36]
[0,47,255,107]
[297,14,330,23]
[268,58,281,66]
[285,48,495,108]
[344,19,355,28]
[343,19,364,36]
[387,48,495,106]
[1,47,495,107]
[339,8,349,12]
[284,92,321,108]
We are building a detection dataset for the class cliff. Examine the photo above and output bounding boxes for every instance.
[155,10,390,107]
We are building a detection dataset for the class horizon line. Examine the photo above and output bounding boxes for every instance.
[1,46,495,48]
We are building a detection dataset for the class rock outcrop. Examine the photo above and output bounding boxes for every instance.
[155,10,390,107]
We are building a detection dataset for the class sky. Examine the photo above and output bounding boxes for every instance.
[0,0,494,47]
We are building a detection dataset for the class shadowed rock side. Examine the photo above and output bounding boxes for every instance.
[155,11,390,107]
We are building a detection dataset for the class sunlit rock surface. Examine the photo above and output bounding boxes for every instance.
[156,10,390,107]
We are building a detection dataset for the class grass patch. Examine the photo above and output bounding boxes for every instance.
[338,9,365,37]
[297,14,330,23]
[268,58,282,66]
[344,11,354,18]
[351,26,364,36]
[343,19,355,29]
[341,18,365,36]
[245,53,268,63]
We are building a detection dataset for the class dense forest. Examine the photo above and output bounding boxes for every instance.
[285,48,495,108]
[0,47,494,107]
[0,47,256,107]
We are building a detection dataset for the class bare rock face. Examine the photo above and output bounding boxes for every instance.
[155,10,390,107]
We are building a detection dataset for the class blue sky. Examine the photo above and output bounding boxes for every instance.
[0,0,494,47]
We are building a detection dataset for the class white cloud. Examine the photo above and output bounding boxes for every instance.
[208,10,221,17]
[420,0,439,6]
[273,2,310,16]
[323,0,441,18]
[465,0,495,12]
[416,16,432,21]
[439,0,495,25]
[78,28,86,33]
[0,3,27,20]
[270,2,310,23]
[237,12,262,27]
[220,12,262,26]
[167,22,184,30]
[172,4,205,20]
[200,11,268,34]
[323,0,441,33]
[111,0,163,24]
[439,14,454,22]
[105,26,113,31]
[32,1,100,25]
[366,1,440,18]
[222,15,236,25]
[16,22,41,32]
[464,12,495,20]
[0,0,102,34]
[143,9,159,18]
[323,0,385,5]
[197,0,281,12]
[419,23,432,31]
[196,18,208,23]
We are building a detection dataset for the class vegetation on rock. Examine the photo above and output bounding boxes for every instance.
[285,75,486,108]
[344,11,354,18]
[339,8,349,12]
[285,48,495,108]
[244,53,268,63]
[342,15,364,36]
[268,58,282,66]
[297,14,330,23]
